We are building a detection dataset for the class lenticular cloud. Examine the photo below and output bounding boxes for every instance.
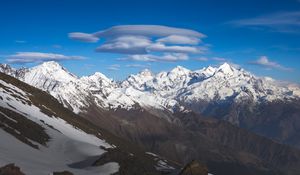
[69,25,207,62]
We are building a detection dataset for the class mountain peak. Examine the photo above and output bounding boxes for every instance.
[40,61,62,69]
[216,62,236,75]
[170,65,190,74]
[33,61,77,78]
[139,69,153,77]
[218,62,232,69]
[0,63,13,70]
[88,72,111,82]
[204,66,216,73]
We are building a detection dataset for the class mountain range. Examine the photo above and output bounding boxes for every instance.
[1,61,300,146]
[0,71,182,175]
[1,61,300,175]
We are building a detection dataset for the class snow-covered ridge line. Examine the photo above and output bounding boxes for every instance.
[0,76,119,175]
[1,61,299,115]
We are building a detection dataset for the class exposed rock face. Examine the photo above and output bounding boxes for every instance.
[2,61,300,149]
[53,171,74,175]
[2,62,300,174]
[0,164,25,175]
[179,160,208,175]
[0,72,177,175]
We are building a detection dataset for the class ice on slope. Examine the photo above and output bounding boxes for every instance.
[22,61,77,92]
[0,79,119,175]
[1,61,300,115]
[0,129,119,175]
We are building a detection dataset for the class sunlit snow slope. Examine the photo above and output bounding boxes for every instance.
[0,73,118,175]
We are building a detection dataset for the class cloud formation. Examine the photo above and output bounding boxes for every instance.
[157,35,201,45]
[194,57,208,61]
[211,57,227,61]
[69,25,207,62]
[229,11,300,33]
[68,32,99,43]
[250,56,292,71]
[119,53,188,62]
[7,52,85,64]
[125,64,149,68]
[15,40,27,44]
[107,64,120,71]
[92,25,204,38]
[96,35,151,54]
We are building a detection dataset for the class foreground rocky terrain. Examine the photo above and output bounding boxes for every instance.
[1,61,300,148]
[0,72,179,175]
[1,62,300,174]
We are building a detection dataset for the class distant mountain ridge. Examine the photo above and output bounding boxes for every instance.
[2,61,300,148]
[1,61,299,114]
[0,72,179,175]
[2,62,300,175]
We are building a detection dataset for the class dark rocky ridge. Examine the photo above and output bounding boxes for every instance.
[81,103,300,175]
[0,164,25,175]
[188,99,300,149]
[0,72,179,175]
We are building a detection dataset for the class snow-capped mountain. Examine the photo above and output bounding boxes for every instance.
[2,62,300,175]
[1,61,299,115]
[0,72,178,175]
[0,72,117,175]
[3,61,300,151]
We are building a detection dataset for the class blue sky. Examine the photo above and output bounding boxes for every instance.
[0,0,299,83]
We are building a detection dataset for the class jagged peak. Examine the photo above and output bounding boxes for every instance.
[138,68,153,77]
[170,65,190,75]
[214,62,237,75]
[218,62,233,70]
[0,63,10,68]
[39,61,62,69]
[27,61,78,83]
[87,72,111,82]
[204,66,217,73]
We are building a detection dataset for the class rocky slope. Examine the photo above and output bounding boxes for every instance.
[0,72,178,175]
[3,61,299,114]
[1,61,300,148]
[2,61,300,174]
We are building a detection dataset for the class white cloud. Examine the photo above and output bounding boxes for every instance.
[157,35,201,45]
[92,25,205,38]
[69,25,207,62]
[147,43,202,53]
[229,11,300,33]
[194,57,208,61]
[121,53,188,62]
[250,56,292,71]
[7,52,85,64]
[107,64,120,71]
[125,64,149,68]
[68,32,99,43]
[15,40,27,43]
[211,57,227,61]
[96,35,151,54]
[53,44,63,49]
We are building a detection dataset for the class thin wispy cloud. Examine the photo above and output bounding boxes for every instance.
[68,32,99,43]
[228,11,300,33]
[157,35,201,45]
[119,53,188,62]
[6,52,85,64]
[211,57,227,61]
[69,25,207,62]
[194,57,228,62]
[194,57,208,61]
[249,56,293,71]
[15,40,27,43]
[52,44,63,49]
[107,64,120,71]
[125,64,149,68]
